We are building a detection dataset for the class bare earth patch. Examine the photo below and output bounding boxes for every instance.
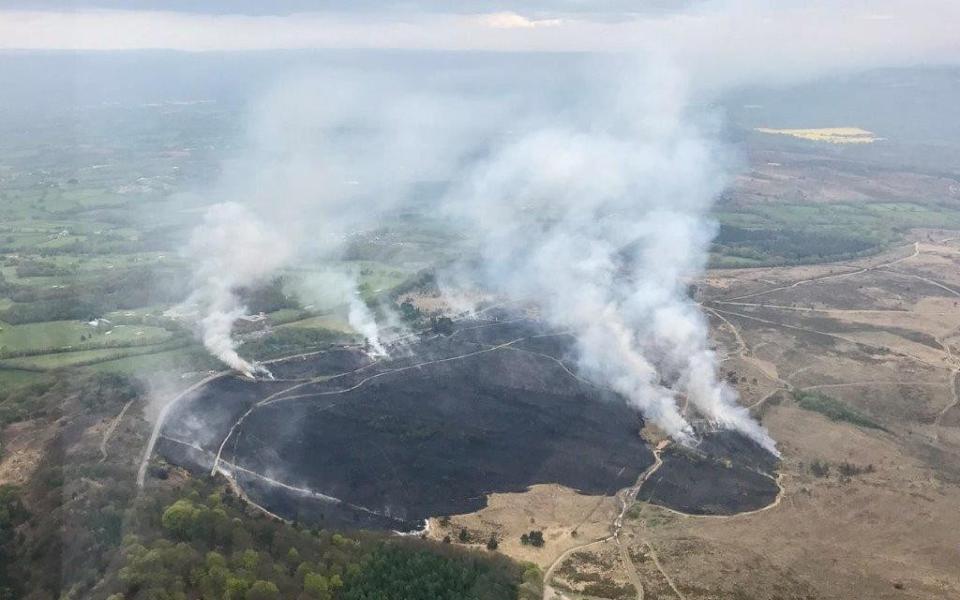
[427,483,620,570]
[0,419,56,485]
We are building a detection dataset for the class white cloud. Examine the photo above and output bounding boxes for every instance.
[478,12,563,29]
[0,1,957,91]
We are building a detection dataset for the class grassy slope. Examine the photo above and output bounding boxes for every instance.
[0,321,171,354]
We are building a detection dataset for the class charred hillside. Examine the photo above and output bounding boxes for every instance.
[157,317,779,531]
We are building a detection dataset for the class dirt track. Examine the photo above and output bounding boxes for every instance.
[543,442,667,600]
[541,435,783,600]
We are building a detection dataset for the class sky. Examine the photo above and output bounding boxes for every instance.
[0,1,957,63]
[1,1,691,17]
[1,0,956,96]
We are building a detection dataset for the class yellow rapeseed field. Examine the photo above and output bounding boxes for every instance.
[755,126,882,144]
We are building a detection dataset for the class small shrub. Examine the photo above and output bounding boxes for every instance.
[520,530,544,547]
[838,462,875,477]
[810,460,831,478]
[794,391,885,431]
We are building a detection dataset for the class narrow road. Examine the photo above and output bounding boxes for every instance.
[99,398,134,463]
[714,302,919,315]
[705,306,793,411]
[541,410,789,600]
[542,539,610,600]
[617,541,646,600]
[747,387,785,411]
[803,381,944,390]
[878,268,960,299]
[137,370,228,487]
[709,306,945,371]
[210,337,526,474]
[645,471,786,521]
[719,242,918,303]
[137,344,379,488]
[704,306,748,356]
[932,328,960,438]
[543,441,668,600]
[615,442,675,600]
[707,240,960,444]
[161,433,411,528]
[505,344,601,390]
[935,368,960,438]
[641,541,686,600]
[715,283,960,441]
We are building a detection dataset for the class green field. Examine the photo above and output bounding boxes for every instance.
[264,307,310,325]
[0,368,51,391]
[277,313,355,333]
[84,344,222,376]
[711,201,960,267]
[0,343,186,371]
[0,320,172,355]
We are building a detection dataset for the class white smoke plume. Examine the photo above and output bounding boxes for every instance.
[183,212,389,372]
[291,268,388,356]
[178,71,506,374]
[445,64,778,453]
[348,294,387,357]
[178,62,777,451]
[182,201,291,378]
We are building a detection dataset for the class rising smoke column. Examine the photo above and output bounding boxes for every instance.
[448,66,778,454]
[291,268,389,357]
[177,73,501,373]
[348,292,387,356]
[181,202,291,377]
[182,203,389,372]
[176,63,776,453]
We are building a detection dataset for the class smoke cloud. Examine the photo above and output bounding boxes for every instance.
[292,268,388,356]
[179,61,785,450]
[444,64,776,452]
[178,72,502,373]
[181,201,291,377]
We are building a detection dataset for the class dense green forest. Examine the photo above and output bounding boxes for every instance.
[106,479,526,600]
[0,372,531,600]
[712,224,878,266]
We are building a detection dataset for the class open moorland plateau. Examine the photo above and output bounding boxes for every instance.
[151,233,960,599]
[416,109,960,597]
[2,62,960,600]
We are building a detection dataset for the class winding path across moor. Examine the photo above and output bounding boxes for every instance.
[708,237,960,441]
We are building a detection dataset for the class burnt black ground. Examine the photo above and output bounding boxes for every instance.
[636,430,780,515]
[228,337,655,526]
[158,317,780,530]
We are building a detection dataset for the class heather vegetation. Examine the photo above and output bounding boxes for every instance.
[793,391,886,431]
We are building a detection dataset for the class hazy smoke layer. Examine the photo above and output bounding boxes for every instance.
[291,269,388,356]
[179,73,495,372]
[447,66,778,453]
[182,202,291,377]
[348,295,387,356]
[179,62,776,452]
